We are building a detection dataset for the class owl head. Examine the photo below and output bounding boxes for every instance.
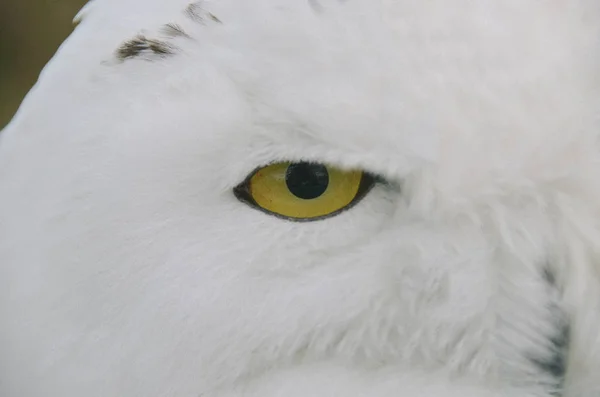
[1,1,600,396]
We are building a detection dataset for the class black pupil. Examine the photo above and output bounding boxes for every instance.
[285,162,329,200]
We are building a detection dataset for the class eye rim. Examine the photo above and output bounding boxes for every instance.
[233,161,379,222]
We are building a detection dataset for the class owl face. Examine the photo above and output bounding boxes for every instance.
[2,1,600,396]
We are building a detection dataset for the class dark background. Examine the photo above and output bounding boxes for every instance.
[0,0,87,129]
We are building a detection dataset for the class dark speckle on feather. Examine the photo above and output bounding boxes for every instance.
[528,267,569,396]
[116,35,176,61]
[162,23,191,39]
[186,2,222,24]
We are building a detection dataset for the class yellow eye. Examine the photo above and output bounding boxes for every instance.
[234,162,376,221]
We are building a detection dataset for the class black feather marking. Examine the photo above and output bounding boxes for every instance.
[162,23,191,39]
[185,2,222,24]
[116,35,176,61]
[185,2,203,21]
[528,268,569,396]
[208,13,222,23]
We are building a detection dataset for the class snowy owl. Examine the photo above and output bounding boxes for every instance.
[1,0,600,396]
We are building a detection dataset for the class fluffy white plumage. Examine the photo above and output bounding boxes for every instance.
[1,0,600,396]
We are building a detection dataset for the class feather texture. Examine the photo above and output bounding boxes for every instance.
[1,0,600,396]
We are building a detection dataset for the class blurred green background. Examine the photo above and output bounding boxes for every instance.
[0,0,87,129]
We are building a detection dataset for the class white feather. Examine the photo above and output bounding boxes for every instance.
[1,0,600,396]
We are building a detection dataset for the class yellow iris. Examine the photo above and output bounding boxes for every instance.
[234,161,374,221]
